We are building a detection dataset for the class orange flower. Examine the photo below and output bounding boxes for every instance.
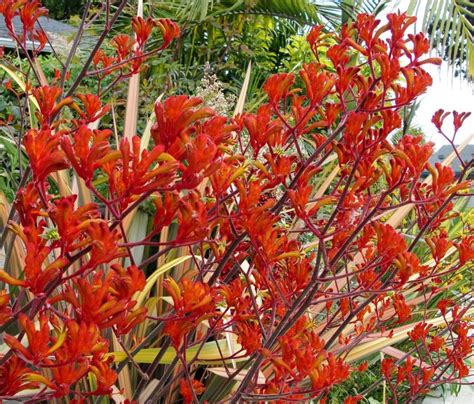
[61,125,113,183]
[18,0,48,33]
[90,359,117,395]
[5,313,66,365]
[393,293,411,323]
[49,195,99,252]
[131,16,156,47]
[0,290,12,326]
[179,378,206,404]
[455,236,474,265]
[157,19,180,49]
[263,73,295,105]
[0,357,41,396]
[32,86,73,126]
[23,128,69,183]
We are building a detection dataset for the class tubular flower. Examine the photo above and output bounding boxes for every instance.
[61,125,113,184]
[151,95,214,158]
[0,357,42,397]
[263,73,295,105]
[32,86,73,126]
[84,221,127,270]
[5,222,68,294]
[0,290,12,325]
[163,278,216,347]
[90,359,117,395]
[0,4,472,402]
[156,18,180,48]
[18,0,48,33]
[53,268,145,334]
[48,195,100,252]
[393,293,411,323]
[74,94,110,124]
[5,313,66,365]
[23,128,69,183]
[179,378,206,404]
[106,136,177,207]
[131,16,156,47]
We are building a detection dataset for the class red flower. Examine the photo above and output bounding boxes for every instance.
[387,11,416,46]
[59,320,108,362]
[90,359,117,395]
[428,336,445,353]
[300,63,334,105]
[164,277,214,316]
[309,354,350,390]
[395,251,425,284]
[110,264,146,300]
[112,34,135,60]
[0,357,41,396]
[381,357,395,379]
[431,109,450,132]
[152,191,179,233]
[179,133,218,189]
[243,104,283,156]
[92,49,116,70]
[236,321,262,354]
[7,222,68,294]
[356,13,381,47]
[54,268,144,334]
[408,322,432,342]
[104,135,177,208]
[48,195,99,252]
[455,236,474,266]
[18,0,48,33]
[210,162,246,196]
[23,128,69,183]
[452,111,471,132]
[427,163,469,200]
[176,192,211,243]
[263,73,295,104]
[344,395,362,404]
[75,94,110,124]
[163,277,216,347]
[426,230,452,263]
[0,290,12,326]
[151,95,214,158]
[157,19,180,49]
[179,378,206,404]
[0,1,23,32]
[32,28,48,52]
[163,319,195,348]
[32,86,73,126]
[5,313,66,365]
[307,25,325,51]
[85,221,126,269]
[437,298,452,316]
[395,135,434,177]
[408,32,430,60]
[394,67,433,105]
[375,223,407,264]
[51,362,89,396]
[61,125,113,184]
[132,16,156,47]
[393,293,411,323]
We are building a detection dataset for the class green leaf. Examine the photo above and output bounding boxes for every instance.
[134,255,195,307]
[110,339,246,364]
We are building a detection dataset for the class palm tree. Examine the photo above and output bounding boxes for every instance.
[410,0,474,80]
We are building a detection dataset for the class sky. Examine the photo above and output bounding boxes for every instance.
[383,0,474,148]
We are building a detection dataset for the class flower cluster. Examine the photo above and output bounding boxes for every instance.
[0,1,472,403]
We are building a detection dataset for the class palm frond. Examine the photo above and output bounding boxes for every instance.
[414,0,474,80]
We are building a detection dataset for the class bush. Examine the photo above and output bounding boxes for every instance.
[0,1,472,402]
